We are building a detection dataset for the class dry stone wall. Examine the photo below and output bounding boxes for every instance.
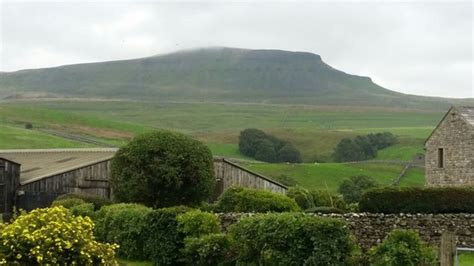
[218,213,474,250]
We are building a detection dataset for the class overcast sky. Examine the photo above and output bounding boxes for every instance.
[0,0,473,98]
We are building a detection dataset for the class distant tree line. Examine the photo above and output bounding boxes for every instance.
[239,128,302,163]
[333,132,397,162]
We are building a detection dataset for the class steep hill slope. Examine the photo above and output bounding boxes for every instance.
[0,47,471,108]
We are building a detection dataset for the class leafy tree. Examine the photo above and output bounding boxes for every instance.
[338,175,378,203]
[238,128,267,157]
[239,128,302,163]
[110,131,215,208]
[368,132,397,150]
[333,138,365,162]
[254,139,277,162]
[354,136,377,160]
[278,143,302,163]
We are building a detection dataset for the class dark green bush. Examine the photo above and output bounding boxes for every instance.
[338,175,378,204]
[51,198,86,209]
[183,234,235,266]
[215,187,300,213]
[359,187,474,213]
[311,190,347,210]
[229,213,353,265]
[69,203,95,218]
[238,128,269,157]
[369,229,437,266]
[142,206,192,265]
[55,193,113,210]
[177,210,220,238]
[287,186,315,210]
[110,131,215,208]
[95,203,152,259]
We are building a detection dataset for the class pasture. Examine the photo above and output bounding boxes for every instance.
[242,162,425,192]
[0,100,440,191]
[0,100,441,162]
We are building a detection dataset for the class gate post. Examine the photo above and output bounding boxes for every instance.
[440,231,456,266]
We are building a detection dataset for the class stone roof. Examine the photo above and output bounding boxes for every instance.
[458,106,474,126]
[0,148,118,184]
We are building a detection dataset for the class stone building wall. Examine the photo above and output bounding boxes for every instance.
[425,108,474,185]
[218,213,474,250]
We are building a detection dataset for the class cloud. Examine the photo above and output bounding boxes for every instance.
[0,0,472,98]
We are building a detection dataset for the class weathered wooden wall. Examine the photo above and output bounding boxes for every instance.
[16,157,287,211]
[0,158,20,219]
[213,158,287,196]
[18,160,110,210]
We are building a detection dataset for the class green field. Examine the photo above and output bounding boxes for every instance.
[0,124,91,149]
[0,101,441,162]
[242,162,425,192]
[0,100,437,191]
[459,252,474,266]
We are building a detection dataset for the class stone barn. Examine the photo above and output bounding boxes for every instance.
[425,106,474,186]
[0,148,287,217]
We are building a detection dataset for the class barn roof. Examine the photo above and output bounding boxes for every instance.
[0,148,118,184]
[425,106,474,144]
[458,106,474,126]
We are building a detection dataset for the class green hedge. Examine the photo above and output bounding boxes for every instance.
[229,213,353,265]
[359,187,474,213]
[55,193,113,210]
[94,203,152,259]
[215,187,300,213]
[142,206,192,265]
[183,234,234,266]
[177,210,220,238]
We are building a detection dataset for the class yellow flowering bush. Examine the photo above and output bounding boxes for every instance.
[0,206,119,265]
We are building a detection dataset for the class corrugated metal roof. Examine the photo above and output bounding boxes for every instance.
[458,106,474,126]
[0,148,118,184]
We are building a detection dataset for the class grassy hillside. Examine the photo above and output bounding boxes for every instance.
[242,162,425,192]
[1,48,472,108]
[0,124,91,149]
[0,100,433,191]
[0,101,441,162]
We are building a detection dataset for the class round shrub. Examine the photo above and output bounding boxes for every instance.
[55,193,113,210]
[183,234,235,266]
[0,206,118,264]
[110,131,215,208]
[94,203,152,260]
[142,206,192,265]
[369,229,437,265]
[177,210,220,238]
[359,187,474,213]
[215,187,300,213]
[229,213,353,265]
[287,186,315,210]
[338,175,378,204]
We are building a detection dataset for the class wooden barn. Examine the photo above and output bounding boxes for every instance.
[0,148,287,217]
[0,157,20,219]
